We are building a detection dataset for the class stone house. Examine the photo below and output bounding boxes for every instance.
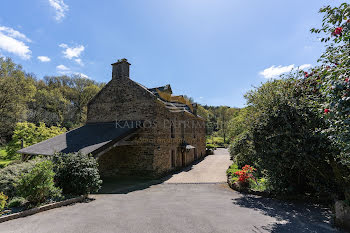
[18,59,206,178]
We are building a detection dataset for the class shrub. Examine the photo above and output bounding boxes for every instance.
[206,144,216,150]
[249,177,268,192]
[250,103,337,195]
[0,192,7,213]
[0,159,43,198]
[229,133,255,166]
[229,77,340,196]
[8,197,26,208]
[17,160,61,205]
[226,163,240,176]
[52,152,102,195]
[234,165,256,184]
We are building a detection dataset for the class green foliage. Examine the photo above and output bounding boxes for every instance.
[6,122,66,159]
[230,78,338,195]
[228,107,254,141]
[0,57,104,143]
[206,144,216,150]
[36,75,104,128]
[0,148,13,168]
[52,152,102,195]
[309,3,350,199]
[229,133,255,167]
[250,102,335,194]
[0,57,36,143]
[0,147,6,157]
[0,159,14,168]
[0,192,8,213]
[0,159,42,198]
[249,178,267,192]
[206,136,224,147]
[8,197,26,208]
[226,163,240,176]
[17,160,61,205]
[202,105,239,140]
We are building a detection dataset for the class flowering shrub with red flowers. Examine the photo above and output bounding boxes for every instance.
[309,3,350,200]
[234,165,256,184]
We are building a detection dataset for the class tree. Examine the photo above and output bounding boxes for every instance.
[6,122,66,159]
[0,58,36,143]
[27,88,69,126]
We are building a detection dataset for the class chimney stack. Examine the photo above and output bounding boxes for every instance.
[111,58,130,79]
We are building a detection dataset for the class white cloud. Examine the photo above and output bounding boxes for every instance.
[48,0,68,22]
[37,56,51,62]
[74,58,84,66]
[259,64,312,79]
[74,72,89,79]
[59,43,84,59]
[56,64,70,74]
[0,26,31,60]
[299,64,312,70]
[57,64,69,70]
[0,26,31,42]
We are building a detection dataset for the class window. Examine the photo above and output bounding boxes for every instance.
[171,150,176,168]
[181,122,185,139]
[171,122,175,138]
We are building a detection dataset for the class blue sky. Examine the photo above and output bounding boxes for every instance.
[0,0,344,107]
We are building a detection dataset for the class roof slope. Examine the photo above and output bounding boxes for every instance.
[18,121,141,156]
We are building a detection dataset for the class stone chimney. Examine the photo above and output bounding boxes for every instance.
[111,58,130,79]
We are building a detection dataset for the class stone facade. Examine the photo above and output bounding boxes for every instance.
[88,59,206,178]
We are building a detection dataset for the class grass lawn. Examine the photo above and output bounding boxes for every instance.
[206,136,225,145]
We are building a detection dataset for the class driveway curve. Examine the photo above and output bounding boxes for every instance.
[0,149,341,233]
[164,148,232,183]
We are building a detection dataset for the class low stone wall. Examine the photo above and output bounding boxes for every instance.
[0,195,87,223]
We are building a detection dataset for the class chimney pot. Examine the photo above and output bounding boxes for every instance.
[111,58,130,79]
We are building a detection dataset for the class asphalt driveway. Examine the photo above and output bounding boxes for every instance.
[164,148,232,183]
[0,149,341,233]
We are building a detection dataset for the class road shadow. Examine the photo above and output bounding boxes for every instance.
[95,149,229,194]
[232,194,342,232]
[95,155,210,194]
[95,176,162,194]
[161,155,207,180]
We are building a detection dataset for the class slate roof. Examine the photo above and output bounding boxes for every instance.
[148,84,172,95]
[147,85,196,113]
[17,121,141,156]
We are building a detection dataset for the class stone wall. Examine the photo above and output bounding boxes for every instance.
[97,144,155,177]
[87,72,206,178]
[87,76,157,123]
[151,100,206,176]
